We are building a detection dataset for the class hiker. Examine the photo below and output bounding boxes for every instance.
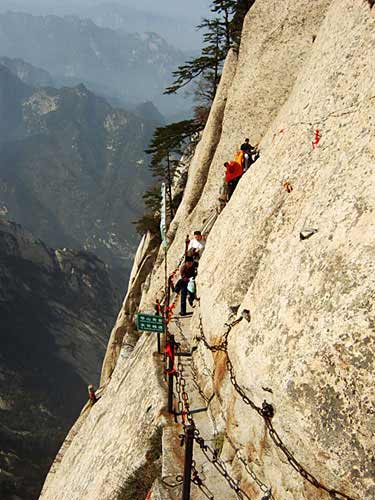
[240,138,257,171]
[155,299,163,316]
[224,160,243,200]
[88,385,97,405]
[218,180,228,212]
[174,256,195,316]
[240,138,254,154]
[187,230,205,260]
[234,149,245,171]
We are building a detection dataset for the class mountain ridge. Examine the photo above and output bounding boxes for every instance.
[0,11,190,115]
[0,66,159,273]
[0,218,120,500]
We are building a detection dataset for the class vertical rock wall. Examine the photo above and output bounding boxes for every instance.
[40,1,375,499]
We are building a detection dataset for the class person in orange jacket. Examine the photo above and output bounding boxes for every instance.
[234,149,245,170]
[224,161,243,200]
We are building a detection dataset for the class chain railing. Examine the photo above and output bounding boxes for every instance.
[173,325,253,499]
[191,350,272,500]
[174,353,216,498]
[191,463,215,500]
[222,431,274,500]
[197,313,357,500]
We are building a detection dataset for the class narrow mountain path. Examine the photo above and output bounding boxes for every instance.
[158,313,238,500]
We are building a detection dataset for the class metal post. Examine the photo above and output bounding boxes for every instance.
[164,245,169,359]
[164,247,169,310]
[167,334,175,413]
[157,331,161,354]
[182,425,195,500]
[166,152,175,218]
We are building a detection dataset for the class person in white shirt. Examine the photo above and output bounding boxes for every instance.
[187,231,205,259]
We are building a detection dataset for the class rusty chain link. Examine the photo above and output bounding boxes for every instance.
[173,318,253,499]
[194,432,252,500]
[191,462,215,499]
[223,430,274,498]
[197,313,357,500]
[196,315,239,352]
[236,452,274,499]
[161,475,183,489]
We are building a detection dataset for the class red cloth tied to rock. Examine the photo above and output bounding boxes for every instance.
[225,161,243,183]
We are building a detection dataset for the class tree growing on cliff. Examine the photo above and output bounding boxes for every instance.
[133,119,202,235]
[230,0,256,47]
[145,119,201,216]
[133,185,161,237]
[165,0,255,107]
[134,0,255,236]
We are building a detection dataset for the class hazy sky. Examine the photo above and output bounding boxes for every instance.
[0,0,210,18]
[122,0,210,17]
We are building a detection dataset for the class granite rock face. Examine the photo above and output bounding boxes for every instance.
[40,1,375,499]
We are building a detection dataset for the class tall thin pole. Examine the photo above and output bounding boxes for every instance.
[182,425,195,500]
[166,152,174,218]
[164,246,169,310]
[167,334,175,413]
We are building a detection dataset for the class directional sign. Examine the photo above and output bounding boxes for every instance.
[136,313,165,333]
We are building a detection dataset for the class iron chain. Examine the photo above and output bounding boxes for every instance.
[173,318,253,499]
[197,313,357,500]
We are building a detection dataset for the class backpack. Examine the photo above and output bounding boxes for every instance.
[187,277,196,294]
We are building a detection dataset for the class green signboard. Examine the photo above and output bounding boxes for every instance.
[136,313,165,333]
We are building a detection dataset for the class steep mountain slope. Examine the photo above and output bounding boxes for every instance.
[0,11,188,114]
[0,65,31,143]
[0,66,157,272]
[39,1,375,500]
[0,56,53,87]
[0,219,120,500]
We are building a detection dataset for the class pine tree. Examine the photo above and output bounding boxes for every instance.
[164,1,255,104]
[134,1,256,236]
[133,185,161,237]
[211,0,237,51]
[145,119,202,218]
[164,16,227,101]
[230,0,256,48]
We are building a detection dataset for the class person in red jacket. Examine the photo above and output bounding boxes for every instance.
[224,161,243,200]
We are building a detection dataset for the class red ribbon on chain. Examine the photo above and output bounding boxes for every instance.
[165,301,176,324]
[164,341,176,375]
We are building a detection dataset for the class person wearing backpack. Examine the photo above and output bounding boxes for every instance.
[174,256,196,316]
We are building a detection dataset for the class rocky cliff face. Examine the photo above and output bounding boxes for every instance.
[0,219,120,500]
[40,1,375,499]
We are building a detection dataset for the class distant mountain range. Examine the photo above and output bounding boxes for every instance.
[71,2,202,51]
[0,62,160,274]
[0,219,120,500]
[0,11,191,116]
[0,1,202,51]
[0,58,161,499]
